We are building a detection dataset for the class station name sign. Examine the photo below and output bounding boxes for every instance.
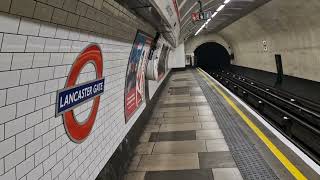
[55,44,104,143]
[191,11,212,21]
[56,78,105,116]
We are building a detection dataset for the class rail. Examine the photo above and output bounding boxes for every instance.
[205,69,320,165]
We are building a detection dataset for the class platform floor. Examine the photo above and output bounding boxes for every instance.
[124,69,319,180]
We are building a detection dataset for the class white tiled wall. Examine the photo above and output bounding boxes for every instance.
[0,0,165,180]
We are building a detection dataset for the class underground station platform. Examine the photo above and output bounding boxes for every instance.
[124,69,320,180]
[1,0,320,180]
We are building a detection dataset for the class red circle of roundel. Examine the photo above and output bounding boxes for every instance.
[63,44,103,143]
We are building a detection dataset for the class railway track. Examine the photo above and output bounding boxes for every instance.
[205,69,320,165]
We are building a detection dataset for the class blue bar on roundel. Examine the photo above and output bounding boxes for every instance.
[56,78,105,116]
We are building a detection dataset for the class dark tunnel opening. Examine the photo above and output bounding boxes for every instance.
[194,42,231,71]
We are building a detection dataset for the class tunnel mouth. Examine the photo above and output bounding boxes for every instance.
[194,42,230,71]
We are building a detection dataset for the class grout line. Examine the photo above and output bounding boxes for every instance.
[0,33,4,50]
[204,139,208,152]
[150,141,156,155]
[134,155,143,172]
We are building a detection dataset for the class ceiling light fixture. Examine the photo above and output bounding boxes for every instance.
[194,0,231,36]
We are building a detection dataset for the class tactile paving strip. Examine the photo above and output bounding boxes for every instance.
[193,71,279,180]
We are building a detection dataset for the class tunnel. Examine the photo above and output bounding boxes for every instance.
[194,42,230,71]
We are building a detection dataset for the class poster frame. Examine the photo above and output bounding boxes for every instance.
[124,29,153,123]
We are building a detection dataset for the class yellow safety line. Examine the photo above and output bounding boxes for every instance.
[197,68,307,180]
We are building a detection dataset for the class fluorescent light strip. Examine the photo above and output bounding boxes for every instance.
[194,0,231,36]
[211,12,218,18]
[217,4,225,12]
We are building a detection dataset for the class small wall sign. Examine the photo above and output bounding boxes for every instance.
[262,40,268,52]
[192,11,212,21]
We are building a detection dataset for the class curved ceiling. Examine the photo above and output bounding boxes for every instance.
[176,0,271,42]
[114,0,271,46]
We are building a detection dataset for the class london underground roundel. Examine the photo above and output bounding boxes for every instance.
[55,44,105,143]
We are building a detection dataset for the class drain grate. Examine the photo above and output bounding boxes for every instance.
[193,71,279,180]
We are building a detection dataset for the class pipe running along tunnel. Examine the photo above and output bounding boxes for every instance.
[194,42,231,71]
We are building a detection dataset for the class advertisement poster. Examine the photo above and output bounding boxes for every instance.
[157,45,170,81]
[124,31,153,123]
